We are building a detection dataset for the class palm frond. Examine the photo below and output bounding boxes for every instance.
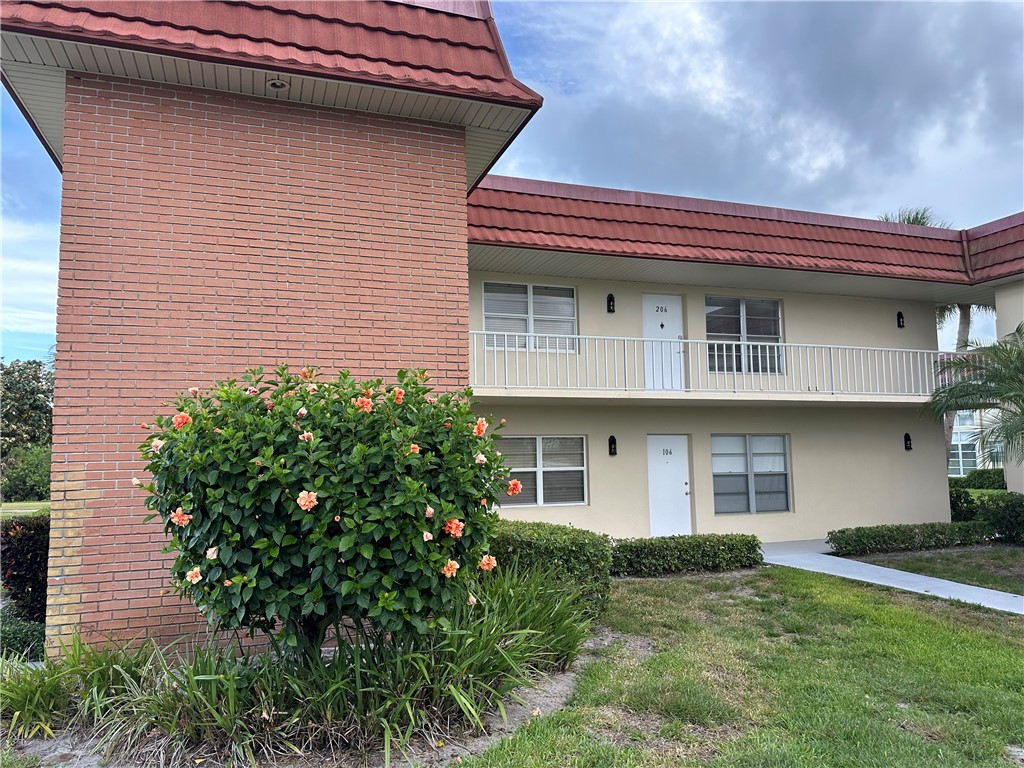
[927,322,1024,463]
[878,206,953,228]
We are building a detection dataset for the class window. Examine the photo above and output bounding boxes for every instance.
[483,282,577,351]
[953,411,976,427]
[499,436,587,506]
[947,438,978,477]
[711,434,790,513]
[705,297,782,373]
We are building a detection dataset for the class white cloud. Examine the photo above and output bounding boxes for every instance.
[1,221,60,336]
[1,307,56,335]
[1,218,58,245]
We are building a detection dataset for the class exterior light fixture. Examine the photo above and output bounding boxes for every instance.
[608,435,617,456]
[897,311,905,328]
[904,433,913,451]
[267,79,290,91]
[607,293,616,313]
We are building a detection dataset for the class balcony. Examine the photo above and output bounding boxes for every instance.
[469,332,941,403]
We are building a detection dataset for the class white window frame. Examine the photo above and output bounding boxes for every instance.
[948,430,979,477]
[483,281,578,352]
[499,435,588,507]
[711,433,791,514]
[705,296,784,374]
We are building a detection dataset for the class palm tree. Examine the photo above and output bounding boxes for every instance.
[926,323,1024,465]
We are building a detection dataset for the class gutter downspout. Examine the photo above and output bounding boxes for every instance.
[960,229,975,283]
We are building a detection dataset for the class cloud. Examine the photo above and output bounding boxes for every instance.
[493,1,1023,224]
[1,231,59,336]
[1,307,56,335]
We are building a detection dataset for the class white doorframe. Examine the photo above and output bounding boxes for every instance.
[647,434,692,536]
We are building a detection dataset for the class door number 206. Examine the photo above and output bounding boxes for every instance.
[655,305,669,313]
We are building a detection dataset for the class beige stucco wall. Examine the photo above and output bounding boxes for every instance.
[488,403,949,542]
[469,272,939,350]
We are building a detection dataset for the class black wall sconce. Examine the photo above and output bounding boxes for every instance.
[608,435,617,456]
[607,293,616,313]
[897,311,905,329]
[904,433,913,451]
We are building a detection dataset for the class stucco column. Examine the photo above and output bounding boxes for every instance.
[995,282,1024,492]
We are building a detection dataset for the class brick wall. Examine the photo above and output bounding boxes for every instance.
[50,73,468,648]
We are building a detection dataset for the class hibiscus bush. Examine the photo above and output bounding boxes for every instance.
[140,366,514,654]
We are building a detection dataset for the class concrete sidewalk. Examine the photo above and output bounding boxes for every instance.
[761,540,1024,615]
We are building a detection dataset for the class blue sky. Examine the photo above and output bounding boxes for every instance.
[3,1,1021,361]
[2,87,61,362]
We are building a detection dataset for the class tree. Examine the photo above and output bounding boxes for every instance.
[0,359,54,453]
[926,323,1024,465]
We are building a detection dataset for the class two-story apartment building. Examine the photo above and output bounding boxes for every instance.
[465,177,1023,541]
[2,0,1022,646]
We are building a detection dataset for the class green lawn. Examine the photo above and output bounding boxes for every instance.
[0,501,49,521]
[461,567,1024,768]
[863,546,1024,596]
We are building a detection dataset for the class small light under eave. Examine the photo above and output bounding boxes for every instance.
[267,79,290,91]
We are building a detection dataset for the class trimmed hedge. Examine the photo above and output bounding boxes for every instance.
[963,468,1006,490]
[0,513,50,622]
[490,520,613,613]
[978,491,1024,544]
[949,487,980,522]
[0,603,44,660]
[826,520,994,556]
[612,534,763,577]
[948,469,1007,491]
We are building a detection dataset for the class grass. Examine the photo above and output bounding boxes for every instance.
[863,545,1024,595]
[460,566,1024,768]
[966,489,1006,501]
[0,501,49,521]
[0,745,41,768]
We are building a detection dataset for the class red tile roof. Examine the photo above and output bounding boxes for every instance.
[469,176,1023,285]
[966,213,1024,283]
[0,0,542,108]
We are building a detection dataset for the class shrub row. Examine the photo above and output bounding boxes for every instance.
[947,489,1024,541]
[826,520,994,556]
[981,492,1024,544]
[490,520,613,613]
[492,521,765,610]
[949,487,981,522]
[948,468,1006,490]
[0,513,50,622]
[611,534,763,577]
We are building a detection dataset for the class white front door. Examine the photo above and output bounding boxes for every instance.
[647,434,692,536]
[642,294,684,390]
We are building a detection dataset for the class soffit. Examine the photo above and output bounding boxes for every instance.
[468,243,999,305]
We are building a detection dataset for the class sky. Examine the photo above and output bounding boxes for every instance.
[2,1,1022,361]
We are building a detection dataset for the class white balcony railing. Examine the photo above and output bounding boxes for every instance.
[469,332,941,397]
